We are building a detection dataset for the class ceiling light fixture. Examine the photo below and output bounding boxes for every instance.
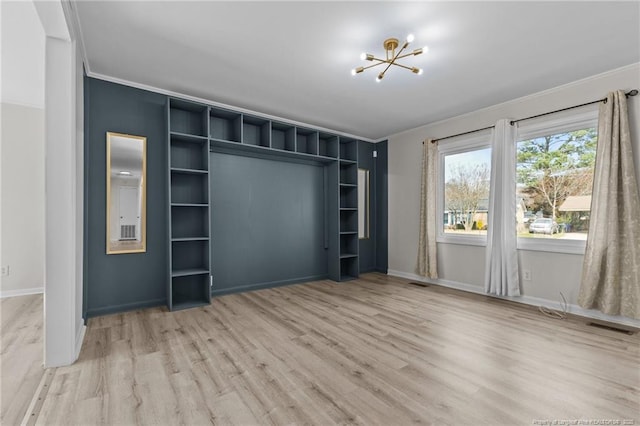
[352,34,427,81]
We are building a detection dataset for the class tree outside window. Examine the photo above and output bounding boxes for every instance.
[516,127,597,239]
[443,148,491,235]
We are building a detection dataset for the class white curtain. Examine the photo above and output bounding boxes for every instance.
[578,90,640,319]
[484,119,520,296]
[417,139,438,279]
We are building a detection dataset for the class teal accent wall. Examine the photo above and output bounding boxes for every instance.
[209,152,328,295]
[84,77,167,317]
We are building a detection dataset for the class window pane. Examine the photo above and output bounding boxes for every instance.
[516,127,596,240]
[443,148,491,236]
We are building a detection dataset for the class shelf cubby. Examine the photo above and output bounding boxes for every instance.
[340,185,358,209]
[340,234,358,257]
[319,133,339,159]
[171,275,210,310]
[170,134,208,170]
[339,137,358,162]
[210,108,242,142]
[171,206,209,239]
[339,209,358,233]
[243,115,270,147]
[170,99,208,137]
[340,162,357,185]
[296,128,318,155]
[340,257,359,281]
[271,122,296,152]
[171,240,209,274]
[170,173,208,204]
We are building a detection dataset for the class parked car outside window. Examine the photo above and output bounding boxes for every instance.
[529,218,559,234]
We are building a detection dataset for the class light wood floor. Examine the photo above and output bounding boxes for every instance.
[6,274,640,425]
[1,294,45,425]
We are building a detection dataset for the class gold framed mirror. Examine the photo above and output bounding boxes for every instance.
[106,132,147,254]
[358,168,370,239]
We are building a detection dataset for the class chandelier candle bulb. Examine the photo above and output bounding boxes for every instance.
[406,34,415,43]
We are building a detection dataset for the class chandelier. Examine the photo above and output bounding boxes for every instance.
[352,34,427,82]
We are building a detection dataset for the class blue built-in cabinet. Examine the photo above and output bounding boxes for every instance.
[166,98,360,310]
[84,78,383,318]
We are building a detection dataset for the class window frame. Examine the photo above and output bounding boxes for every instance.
[515,107,598,255]
[436,131,492,246]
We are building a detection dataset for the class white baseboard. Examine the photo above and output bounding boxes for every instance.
[387,269,640,328]
[0,286,44,299]
[74,322,86,361]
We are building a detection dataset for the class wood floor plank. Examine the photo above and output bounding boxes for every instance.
[7,273,640,425]
[0,294,45,425]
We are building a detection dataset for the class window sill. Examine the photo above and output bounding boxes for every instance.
[437,235,487,247]
[517,238,586,255]
[435,236,587,255]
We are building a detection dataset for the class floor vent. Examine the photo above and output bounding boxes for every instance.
[587,322,635,335]
[409,282,430,288]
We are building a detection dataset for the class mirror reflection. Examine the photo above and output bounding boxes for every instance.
[106,132,147,254]
[358,168,370,239]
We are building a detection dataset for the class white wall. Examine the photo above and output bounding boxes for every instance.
[0,1,45,108]
[0,0,46,297]
[388,64,640,326]
[74,30,84,358]
[0,104,45,296]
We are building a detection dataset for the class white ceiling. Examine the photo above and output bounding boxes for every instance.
[74,1,640,140]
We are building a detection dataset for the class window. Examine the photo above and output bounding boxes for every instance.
[358,168,370,239]
[516,109,598,253]
[438,133,491,245]
[435,109,596,253]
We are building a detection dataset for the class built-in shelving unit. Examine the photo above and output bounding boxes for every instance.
[168,99,212,310]
[338,137,359,281]
[167,98,362,310]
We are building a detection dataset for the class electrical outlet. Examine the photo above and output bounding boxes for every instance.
[523,269,531,281]
[1,266,9,276]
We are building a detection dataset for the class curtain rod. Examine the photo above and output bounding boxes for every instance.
[510,89,638,126]
[426,125,495,144]
[427,89,638,144]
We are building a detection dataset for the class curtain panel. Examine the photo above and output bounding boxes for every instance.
[417,139,438,279]
[578,90,640,319]
[485,119,520,297]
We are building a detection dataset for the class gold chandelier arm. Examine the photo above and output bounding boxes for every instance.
[378,42,408,79]
[390,62,414,71]
[360,62,385,71]
[368,56,389,64]
[395,51,420,60]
